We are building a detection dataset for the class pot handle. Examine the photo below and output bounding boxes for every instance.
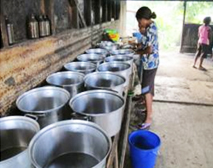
[71,113,92,121]
[25,114,38,121]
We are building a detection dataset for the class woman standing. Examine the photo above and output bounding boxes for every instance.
[193,17,211,71]
[135,7,159,129]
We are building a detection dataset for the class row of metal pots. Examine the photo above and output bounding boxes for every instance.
[0,117,111,168]
[0,45,135,168]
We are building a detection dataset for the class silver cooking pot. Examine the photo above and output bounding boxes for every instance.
[97,62,131,87]
[0,116,40,168]
[84,72,126,97]
[64,62,96,74]
[16,86,70,128]
[69,90,125,137]
[105,55,134,73]
[29,120,111,168]
[99,41,118,51]
[77,54,104,66]
[86,48,108,57]
[110,49,134,56]
[46,72,85,98]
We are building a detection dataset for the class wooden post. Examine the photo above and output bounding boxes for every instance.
[180,0,187,53]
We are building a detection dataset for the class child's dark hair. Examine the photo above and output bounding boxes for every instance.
[136,6,157,20]
[203,17,211,25]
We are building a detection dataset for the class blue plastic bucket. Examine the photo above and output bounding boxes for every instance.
[128,130,161,168]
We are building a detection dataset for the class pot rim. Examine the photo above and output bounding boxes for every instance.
[105,55,134,62]
[110,49,135,55]
[77,54,105,62]
[84,72,126,89]
[97,62,131,73]
[86,48,108,55]
[46,71,85,87]
[28,120,112,168]
[69,90,125,117]
[0,116,40,164]
[16,86,70,114]
[64,62,97,72]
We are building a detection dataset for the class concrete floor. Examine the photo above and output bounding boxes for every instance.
[126,53,213,168]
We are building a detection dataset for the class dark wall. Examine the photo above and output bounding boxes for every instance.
[181,24,213,53]
[1,0,41,42]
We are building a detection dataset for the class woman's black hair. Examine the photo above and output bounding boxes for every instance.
[203,17,211,25]
[136,6,157,20]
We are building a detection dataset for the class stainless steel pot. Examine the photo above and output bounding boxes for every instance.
[84,72,126,97]
[86,48,108,57]
[97,62,131,87]
[46,72,84,98]
[16,86,70,128]
[77,54,104,66]
[0,116,40,168]
[69,90,125,136]
[29,120,111,168]
[99,41,118,51]
[110,49,134,56]
[64,62,96,74]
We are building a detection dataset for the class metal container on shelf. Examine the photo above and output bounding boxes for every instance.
[84,72,126,97]
[16,86,70,128]
[64,62,96,74]
[110,49,135,56]
[97,62,131,87]
[38,15,46,37]
[46,71,85,98]
[5,16,15,45]
[85,48,108,57]
[77,53,105,66]
[0,116,40,168]
[29,120,111,168]
[27,14,39,39]
[43,15,51,36]
[69,90,125,137]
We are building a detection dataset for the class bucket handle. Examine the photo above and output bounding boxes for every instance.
[71,113,92,121]
[24,114,39,121]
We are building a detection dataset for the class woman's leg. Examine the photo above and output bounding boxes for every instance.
[144,93,153,124]
[193,43,201,67]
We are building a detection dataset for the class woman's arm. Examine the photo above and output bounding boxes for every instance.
[135,45,153,55]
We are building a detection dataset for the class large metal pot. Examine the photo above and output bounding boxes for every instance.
[97,62,131,87]
[86,48,108,57]
[69,90,125,137]
[46,72,84,98]
[64,62,96,74]
[16,86,70,128]
[29,120,111,168]
[0,116,40,168]
[84,72,126,97]
[99,41,118,51]
[77,54,104,66]
[110,49,134,56]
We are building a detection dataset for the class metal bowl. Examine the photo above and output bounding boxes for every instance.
[29,120,111,168]
[84,72,126,96]
[0,116,40,168]
[69,90,125,136]
[110,49,134,56]
[64,62,96,74]
[77,54,105,65]
[46,72,85,98]
[86,48,108,56]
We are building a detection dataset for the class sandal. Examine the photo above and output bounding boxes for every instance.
[199,67,207,71]
[137,123,151,130]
